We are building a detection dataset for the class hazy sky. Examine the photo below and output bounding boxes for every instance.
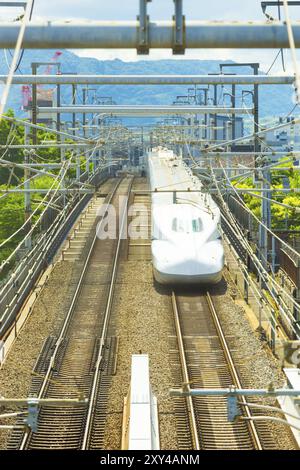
[1,0,300,72]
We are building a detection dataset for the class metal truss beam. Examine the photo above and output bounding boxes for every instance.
[197,151,300,156]
[38,105,253,116]
[0,21,299,49]
[0,189,94,194]
[0,74,294,85]
[0,143,95,149]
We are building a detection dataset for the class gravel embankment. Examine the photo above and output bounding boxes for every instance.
[0,261,81,449]
[103,260,178,450]
[104,265,298,450]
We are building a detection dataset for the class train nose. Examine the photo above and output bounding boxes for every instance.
[152,240,223,277]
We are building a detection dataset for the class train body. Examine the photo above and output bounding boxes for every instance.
[148,147,224,284]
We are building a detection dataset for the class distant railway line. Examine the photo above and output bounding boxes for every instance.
[7,177,132,450]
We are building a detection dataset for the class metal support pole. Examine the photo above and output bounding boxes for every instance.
[253,65,260,154]
[271,235,276,274]
[72,83,76,134]
[173,0,185,54]
[31,63,37,145]
[214,84,218,142]
[61,130,66,211]
[210,117,214,143]
[76,147,81,182]
[225,121,232,179]
[82,88,86,138]
[137,0,151,54]
[244,231,250,304]
[57,83,61,141]
[260,163,272,270]
[201,89,208,139]
[24,126,31,251]
[231,84,236,141]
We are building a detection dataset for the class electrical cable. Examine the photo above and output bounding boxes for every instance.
[282,0,300,103]
[0,0,35,119]
[4,0,35,74]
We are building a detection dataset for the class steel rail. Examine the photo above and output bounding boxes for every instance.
[206,292,263,450]
[172,288,264,449]
[18,178,122,450]
[171,292,200,450]
[81,178,133,449]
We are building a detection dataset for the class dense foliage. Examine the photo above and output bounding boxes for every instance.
[0,111,69,276]
[234,158,300,230]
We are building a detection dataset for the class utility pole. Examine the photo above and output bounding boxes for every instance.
[253,64,260,154]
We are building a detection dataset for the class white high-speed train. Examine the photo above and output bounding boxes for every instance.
[148,147,224,284]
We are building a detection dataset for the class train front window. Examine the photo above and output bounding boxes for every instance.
[192,218,202,232]
[172,217,202,233]
[172,218,186,233]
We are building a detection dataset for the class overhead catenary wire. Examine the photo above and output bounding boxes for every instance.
[4,0,35,74]
[0,119,127,257]
[0,0,34,120]
[218,158,300,259]
[283,0,300,103]
[209,162,300,316]
[0,114,93,143]
[0,159,70,254]
[239,401,300,422]
[203,113,300,153]
[241,415,300,432]
[0,155,107,271]
[214,190,300,332]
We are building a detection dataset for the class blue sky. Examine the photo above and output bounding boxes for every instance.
[1,0,300,71]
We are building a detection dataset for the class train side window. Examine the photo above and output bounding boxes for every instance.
[192,218,202,232]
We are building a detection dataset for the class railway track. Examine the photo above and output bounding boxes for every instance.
[171,289,281,450]
[8,177,132,450]
[127,181,151,262]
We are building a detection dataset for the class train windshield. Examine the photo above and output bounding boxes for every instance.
[172,218,186,233]
[192,218,203,232]
[172,217,203,233]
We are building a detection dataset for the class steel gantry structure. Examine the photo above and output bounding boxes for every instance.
[0,20,300,49]
[0,75,295,85]
[1,0,300,51]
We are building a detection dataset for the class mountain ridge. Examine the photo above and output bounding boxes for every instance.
[0,49,296,122]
